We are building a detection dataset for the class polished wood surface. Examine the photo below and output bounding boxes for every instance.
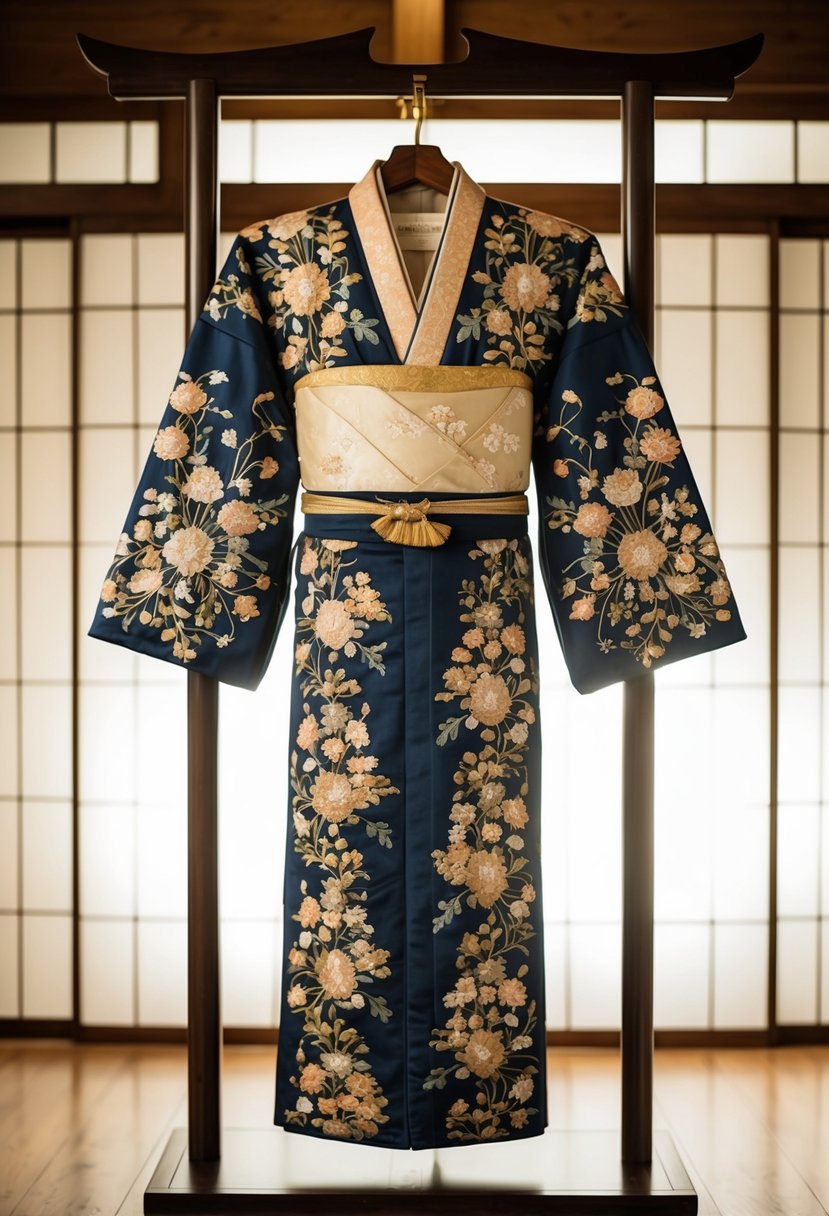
[1,1043,827,1216]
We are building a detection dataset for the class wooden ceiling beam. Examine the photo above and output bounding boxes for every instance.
[392,0,445,64]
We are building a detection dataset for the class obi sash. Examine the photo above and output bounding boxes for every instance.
[293,365,534,494]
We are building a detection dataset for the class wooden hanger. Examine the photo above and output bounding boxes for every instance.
[379,74,457,195]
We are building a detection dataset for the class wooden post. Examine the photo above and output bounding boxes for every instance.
[185,76,222,1164]
[620,78,656,1166]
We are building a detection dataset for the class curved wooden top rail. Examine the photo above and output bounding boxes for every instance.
[77,26,763,102]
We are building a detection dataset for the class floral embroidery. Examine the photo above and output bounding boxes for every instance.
[454,208,625,375]
[97,368,289,663]
[424,539,541,1141]
[283,537,398,1141]
[544,371,736,666]
[216,210,381,377]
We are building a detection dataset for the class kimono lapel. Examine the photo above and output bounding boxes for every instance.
[348,158,486,365]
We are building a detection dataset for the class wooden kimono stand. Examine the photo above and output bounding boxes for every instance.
[78,27,762,1215]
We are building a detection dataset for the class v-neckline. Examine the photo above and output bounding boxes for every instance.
[348,157,486,366]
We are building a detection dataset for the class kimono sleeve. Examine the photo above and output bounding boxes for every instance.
[88,231,300,690]
[532,235,746,695]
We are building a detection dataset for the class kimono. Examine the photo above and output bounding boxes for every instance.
[88,158,746,1150]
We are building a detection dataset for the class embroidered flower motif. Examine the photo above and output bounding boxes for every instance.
[268,210,310,240]
[182,465,224,503]
[314,598,356,650]
[459,1029,506,1078]
[624,385,664,420]
[499,263,551,312]
[169,380,207,414]
[311,770,355,824]
[162,526,215,576]
[573,502,613,537]
[469,672,512,726]
[317,949,357,1000]
[640,427,681,463]
[602,468,643,506]
[153,426,189,459]
[618,529,668,580]
[282,262,331,317]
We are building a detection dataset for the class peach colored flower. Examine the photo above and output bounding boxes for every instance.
[298,895,321,928]
[299,1063,328,1093]
[286,984,307,1008]
[268,210,309,240]
[640,426,681,463]
[665,573,701,596]
[465,849,508,908]
[618,529,668,580]
[708,576,731,606]
[573,502,613,538]
[169,380,207,415]
[498,977,528,1008]
[346,1072,374,1098]
[485,308,513,335]
[217,499,259,536]
[182,465,224,504]
[297,713,319,749]
[314,599,355,650]
[236,289,262,321]
[100,578,118,602]
[232,595,259,621]
[602,468,642,507]
[458,1028,506,1078]
[500,624,525,654]
[553,459,569,477]
[311,770,355,823]
[502,796,528,828]
[321,310,346,337]
[469,672,512,726]
[162,526,214,576]
[128,568,163,595]
[283,263,331,317]
[624,385,664,420]
[674,550,696,573]
[499,262,552,312]
[260,456,279,479]
[569,595,596,621]
[153,426,190,460]
[317,948,357,1000]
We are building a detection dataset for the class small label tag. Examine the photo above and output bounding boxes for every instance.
[391,212,445,250]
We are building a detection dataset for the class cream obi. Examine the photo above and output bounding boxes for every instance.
[293,365,534,493]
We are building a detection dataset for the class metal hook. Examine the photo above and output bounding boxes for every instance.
[412,73,427,145]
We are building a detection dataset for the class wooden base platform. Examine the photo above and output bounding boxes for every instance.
[145,1127,697,1214]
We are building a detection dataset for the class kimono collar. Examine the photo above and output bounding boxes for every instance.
[348,157,486,365]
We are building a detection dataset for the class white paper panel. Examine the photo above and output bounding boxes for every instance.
[715,235,770,307]
[79,427,135,545]
[79,802,134,917]
[22,913,72,1017]
[137,921,187,1025]
[714,311,769,426]
[798,122,829,184]
[569,924,621,1028]
[222,920,280,1026]
[777,920,818,1024]
[779,313,821,430]
[779,239,821,310]
[654,924,710,1028]
[713,923,768,1027]
[128,121,159,183]
[78,544,137,683]
[0,547,17,680]
[56,121,127,184]
[21,685,71,799]
[823,805,829,916]
[81,235,134,307]
[135,683,187,809]
[0,686,18,797]
[777,546,821,683]
[0,314,16,428]
[0,435,16,543]
[711,545,769,686]
[822,924,829,1025]
[707,121,794,184]
[543,922,568,1029]
[20,430,70,543]
[657,235,712,306]
[0,802,18,909]
[781,464,822,574]
[137,308,187,425]
[0,914,18,1016]
[134,642,182,688]
[20,545,71,682]
[80,919,134,1024]
[136,804,186,919]
[712,688,769,810]
[777,686,822,805]
[654,309,712,427]
[22,801,72,913]
[714,429,769,546]
[79,684,135,804]
[220,120,254,183]
[654,121,705,184]
[80,309,135,424]
[778,804,820,918]
[21,239,71,311]
[713,803,769,921]
[0,123,51,184]
[20,313,71,428]
[136,233,185,305]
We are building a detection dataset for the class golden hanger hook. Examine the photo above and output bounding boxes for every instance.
[412,74,427,145]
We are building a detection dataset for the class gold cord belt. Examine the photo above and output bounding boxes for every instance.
[301,492,528,548]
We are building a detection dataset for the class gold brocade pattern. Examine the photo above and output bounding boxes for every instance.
[294,364,532,394]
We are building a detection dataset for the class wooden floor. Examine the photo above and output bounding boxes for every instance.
[0,1040,827,1215]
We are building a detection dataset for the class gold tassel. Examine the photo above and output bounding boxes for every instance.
[368,498,452,547]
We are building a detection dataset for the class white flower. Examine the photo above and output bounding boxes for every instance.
[208,370,228,384]
[221,428,237,448]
